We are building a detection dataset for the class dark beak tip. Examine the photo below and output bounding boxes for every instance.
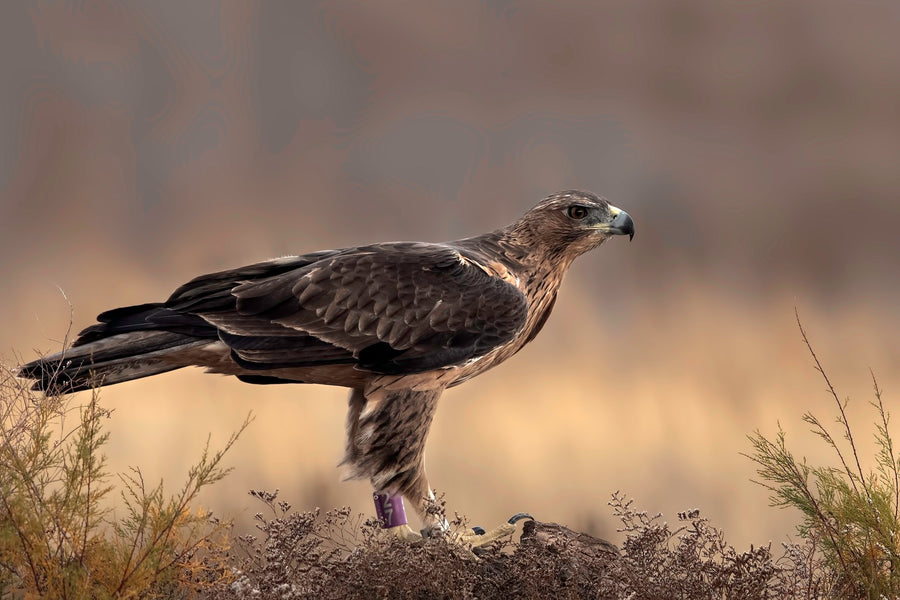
[611,211,635,241]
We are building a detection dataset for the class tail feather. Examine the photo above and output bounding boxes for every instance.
[76,303,215,345]
[18,332,210,393]
[18,303,218,393]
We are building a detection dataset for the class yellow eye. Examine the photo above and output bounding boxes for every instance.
[567,205,588,220]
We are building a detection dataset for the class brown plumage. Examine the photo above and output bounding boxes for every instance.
[18,190,634,532]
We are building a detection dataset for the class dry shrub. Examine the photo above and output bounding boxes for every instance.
[207,490,827,600]
[0,359,248,599]
[609,493,831,599]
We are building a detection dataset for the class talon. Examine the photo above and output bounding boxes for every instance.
[457,522,517,549]
[508,512,533,524]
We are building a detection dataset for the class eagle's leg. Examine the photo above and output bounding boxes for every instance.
[347,384,529,548]
[372,491,424,542]
[345,385,440,542]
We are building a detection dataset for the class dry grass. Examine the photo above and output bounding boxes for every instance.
[198,489,829,600]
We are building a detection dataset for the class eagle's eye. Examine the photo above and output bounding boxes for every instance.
[566,205,588,220]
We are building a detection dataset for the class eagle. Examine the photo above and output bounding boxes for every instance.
[19,190,634,546]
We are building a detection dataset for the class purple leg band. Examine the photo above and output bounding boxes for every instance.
[373,492,408,528]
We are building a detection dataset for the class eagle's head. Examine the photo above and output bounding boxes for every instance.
[510,190,634,261]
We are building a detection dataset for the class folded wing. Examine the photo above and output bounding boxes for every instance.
[169,243,528,375]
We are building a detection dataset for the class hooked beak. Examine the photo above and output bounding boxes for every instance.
[608,205,635,241]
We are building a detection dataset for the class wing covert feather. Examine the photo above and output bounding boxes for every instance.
[201,243,528,374]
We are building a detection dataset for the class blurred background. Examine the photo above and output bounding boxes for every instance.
[1,0,899,549]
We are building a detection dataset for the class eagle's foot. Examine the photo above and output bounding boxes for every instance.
[454,512,534,549]
[374,494,532,550]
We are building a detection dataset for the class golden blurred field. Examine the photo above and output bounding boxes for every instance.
[2,0,899,550]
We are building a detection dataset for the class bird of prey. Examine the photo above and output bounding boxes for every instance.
[19,190,634,546]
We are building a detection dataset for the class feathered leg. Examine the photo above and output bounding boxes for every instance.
[344,384,530,548]
[344,385,439,509]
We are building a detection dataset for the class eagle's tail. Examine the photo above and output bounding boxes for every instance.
[18,303,216,394]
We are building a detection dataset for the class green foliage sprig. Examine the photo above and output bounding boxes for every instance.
[0,360,250,599]
[747,311,898,599]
